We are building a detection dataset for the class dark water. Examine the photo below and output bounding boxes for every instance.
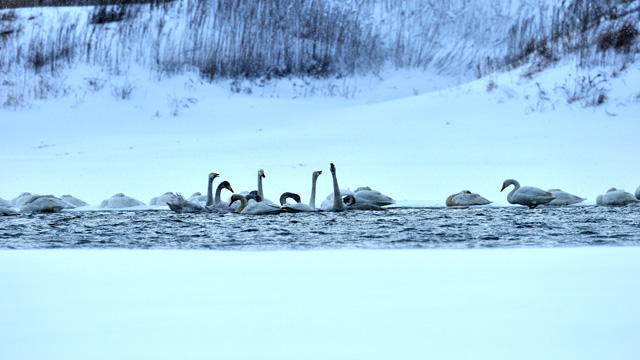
[1,206,640,250]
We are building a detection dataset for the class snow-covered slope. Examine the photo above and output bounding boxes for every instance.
[1,63,639,207]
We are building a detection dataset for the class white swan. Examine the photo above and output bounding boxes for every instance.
[281,170,322,212]
[352,186,395,206]
[0,206,19,215]
[0,197,12,207]
[343,194,387,211]
[500,179,554,209]
[636,185,640,201]
[100,193,145,208]
[596,188,639,206]
[60,195,90,207]
[149,192,176,206]
[321,163,346,212]
[229,194,281,215]
[167,173,231,213]
[20,195,75,213]
[188,192,207,204]
[445,190,492,207]
[11,192,40,207]
[545,189,586,206]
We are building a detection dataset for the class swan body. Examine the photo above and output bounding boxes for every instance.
[280,171,323,212]
[596,188,639,206]
[0,197,12,207]
[636,186,640,200]
[11,192,40,207]
[149,192,176,206]
[20,195,74,213]
[100,193,145,208]
[352,186,395,206]
[343,194,387,211]
[501,179,554,209]
[280,191,313,212]
[167,193,208,213]
[545,189,586,206]
[321,163,346,212]
[188,192,207,204]
[60,195,90,207]
[0,206,19,215]
[229,194,281,215]
[445,190,492,207]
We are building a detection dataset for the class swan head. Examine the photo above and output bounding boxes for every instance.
[258,169,265,178]
[313,170,322,179]
[330,163,336,174]
[501,179,518,192]
[220,181,234,193]
[229,194,244,206]
[209,172,219,181]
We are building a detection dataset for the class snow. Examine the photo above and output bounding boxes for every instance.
[2,63,640,208]
[1,248,639,360]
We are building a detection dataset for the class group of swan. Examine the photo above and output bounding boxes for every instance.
[165,164,395,215]
[4,173,640,215]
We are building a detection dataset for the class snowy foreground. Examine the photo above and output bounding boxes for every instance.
[1,248,639,360]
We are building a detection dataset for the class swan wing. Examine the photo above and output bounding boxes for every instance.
[546,190,586,206]
[511,186,554,206]
[241,202,282,215]
[353,189,395,206]
[282,203,314,212]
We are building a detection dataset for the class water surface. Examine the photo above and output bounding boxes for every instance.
[1,206,639,250]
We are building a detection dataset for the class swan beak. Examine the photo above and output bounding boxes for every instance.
[211,172,219,178]
[260,171,265,178]
[500,184,506,192]
[227,185,234,192]
[317,170,322,175]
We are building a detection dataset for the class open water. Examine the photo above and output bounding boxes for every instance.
[1,206,639,250]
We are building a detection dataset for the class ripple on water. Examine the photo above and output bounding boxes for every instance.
[1,207,639,249]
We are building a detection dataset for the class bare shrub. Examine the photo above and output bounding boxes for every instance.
[111,80,135,100]
[555,73,608,108]
[597,22,639,53]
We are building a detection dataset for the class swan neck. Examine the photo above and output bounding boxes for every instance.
[214,183,224,204]
[235,196,248,213]
[332,170,345,211]
[258,174,264,199]
[206,178,214,206]
[309,174,318,209]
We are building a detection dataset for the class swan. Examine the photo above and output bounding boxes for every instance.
[280,170,323,212]
[100,193,145,208]
[149,192,176,206]
[596,188,639,206]
[208,181,235,211]
[167,173,232,213]
[20,195,75,213]
[229,194,281,215]
[445,190,492,207]
[321,163,346,212]
[167,193,208,213]
[60,195,90,207]
[188,192,207,204]
[0,197,12,207]
[636,185,640,200]
[246,191,263,202]
[343,194,387,211]
[500,179,555,209]
[11,192,40,207]
[352,186,395,206]
[544,189,586,206]
[0,206,19,215]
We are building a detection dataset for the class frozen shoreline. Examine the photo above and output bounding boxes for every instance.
[1,247,639,360]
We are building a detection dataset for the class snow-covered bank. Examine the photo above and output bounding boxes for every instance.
[2,64,640,208]
[1,248,639,360]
